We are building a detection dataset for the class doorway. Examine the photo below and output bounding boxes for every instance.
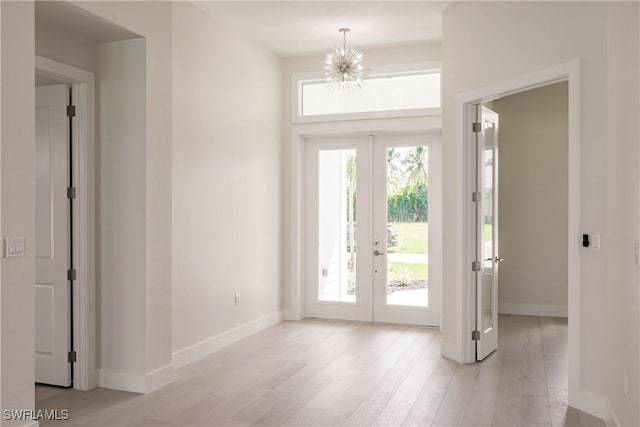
[458,62,579,404]
[303,132,441,326]
[471,84,570,363]
[34,56,96,391]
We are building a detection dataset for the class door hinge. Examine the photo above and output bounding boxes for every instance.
[67,105,76,118]
[67,187,76,199]
[67,269,77,281]
[68,350,77,363]
[472,192,481,202]
[472,330,481,341]
[472,122,482,133]
[472,261,481,272]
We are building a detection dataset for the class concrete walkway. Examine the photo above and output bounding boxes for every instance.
[386,288,428,307]
[387,253,428,263]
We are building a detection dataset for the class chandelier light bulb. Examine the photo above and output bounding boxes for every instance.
[324,28,370,91]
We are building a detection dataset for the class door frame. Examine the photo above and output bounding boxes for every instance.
[457,61,581,405]
[287,116,442,321]
[35,56,96,391]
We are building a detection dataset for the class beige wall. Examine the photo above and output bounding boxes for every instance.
[95,38,147,377]
[442,1,638,424]
[1,1,36,421]
[0,0,3,412]
[35,20,95,72]
[2,0,285,401]
[605,2,639,423]
[492,82,568,315]
[75,1,174,384]
[32,0,171,392]
[171,2,283,355]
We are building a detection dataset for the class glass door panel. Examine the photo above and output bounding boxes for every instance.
[317,149,357,303]
[481,124,494,330]
[385,146,429,308]
[476,105,500,360]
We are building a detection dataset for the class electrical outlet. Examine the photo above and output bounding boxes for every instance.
[234,292,240,306]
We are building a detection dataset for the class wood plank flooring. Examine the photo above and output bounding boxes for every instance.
[36,315,605,426]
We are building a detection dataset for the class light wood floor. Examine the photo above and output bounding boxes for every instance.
[37,315,605,426]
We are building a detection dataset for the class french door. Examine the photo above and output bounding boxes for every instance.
[475,105,500,360]
[304,133,441,326]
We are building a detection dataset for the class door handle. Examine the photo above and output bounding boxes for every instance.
[484,256,504,263]
[374,250,385,256]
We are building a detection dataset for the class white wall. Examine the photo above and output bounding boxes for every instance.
[171,2,283,360]
[2,0,285,399]
[95,38,147,377]
[75,1,174,388]
[1,1,35,423]
[442,1,639,424]
[492,82,568,316]
[605,2,639,424]
[35,20,95,72]
[0,0,3,413]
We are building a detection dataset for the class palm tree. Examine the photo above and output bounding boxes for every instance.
[401,146,428,186]
[387,148,403,192]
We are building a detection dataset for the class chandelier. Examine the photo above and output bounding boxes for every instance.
[324,28,369,91]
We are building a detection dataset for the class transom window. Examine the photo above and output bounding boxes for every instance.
[292,63,441,123]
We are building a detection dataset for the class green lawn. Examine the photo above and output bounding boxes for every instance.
[388,262,428,282]
[484,223,493,241]
[388,222,428,254]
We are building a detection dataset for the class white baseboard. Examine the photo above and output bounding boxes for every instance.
[283,308,302,321]
[172,310,283,369]
[498,302,568,317]
[571,388,620,426]
[145,363,177,392]
[604,397,621,427]
[98,363,175,393]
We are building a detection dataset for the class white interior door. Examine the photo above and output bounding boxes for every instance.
[35,84,71,386]
[372,134,441,326]
[476,105,500,361]
[304,133,441,327]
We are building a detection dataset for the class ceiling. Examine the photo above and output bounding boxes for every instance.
[193,1,449,57]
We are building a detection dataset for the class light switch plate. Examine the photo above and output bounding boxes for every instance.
[591,234,600,251]
[4,237,25,258]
